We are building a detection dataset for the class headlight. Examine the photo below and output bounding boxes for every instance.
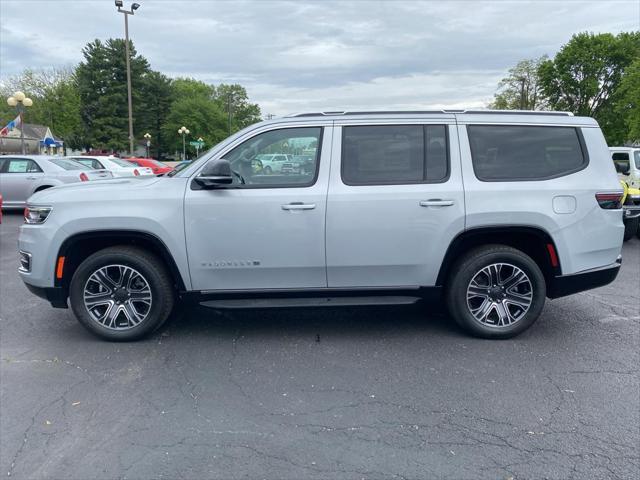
[24,206,52,224]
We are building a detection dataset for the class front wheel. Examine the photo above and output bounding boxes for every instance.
[446,245,546,339]
[69,246,175,341]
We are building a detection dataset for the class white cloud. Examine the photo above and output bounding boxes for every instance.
[1,0,638,114]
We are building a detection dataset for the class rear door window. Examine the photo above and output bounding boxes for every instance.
[341,125,449,185]
[467,125,587,181]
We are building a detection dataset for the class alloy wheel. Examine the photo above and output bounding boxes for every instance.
[466,262,533,327]
[83,264,152,330]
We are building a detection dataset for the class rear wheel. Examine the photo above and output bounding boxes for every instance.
[69,246,175,341]
[446,245,546,339]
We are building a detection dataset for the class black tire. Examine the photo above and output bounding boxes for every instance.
[623,216,639,242]
[69,246,175,341]
[445,244,546,339]
[264,166,272,174]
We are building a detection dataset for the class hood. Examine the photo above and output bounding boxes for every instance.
[28,176,163,204]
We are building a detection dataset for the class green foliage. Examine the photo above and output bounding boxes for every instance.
[162,78,227,159]
[0,67,84,150]
[75,38,152,151]
[212,84,262,132]
[490,56,548,110]
[138,71,173,158]
[538,32,640,144]
[615,58,640,143]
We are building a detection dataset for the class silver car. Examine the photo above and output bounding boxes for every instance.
[0,155,113,209]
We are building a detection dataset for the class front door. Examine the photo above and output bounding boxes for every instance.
[0,158,44,206]
[184,124,332,291]
[326,121,465,288]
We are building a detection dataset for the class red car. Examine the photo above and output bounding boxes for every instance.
[125,158,173,175]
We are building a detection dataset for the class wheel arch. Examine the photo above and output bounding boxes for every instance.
[55,230,187,292]
[436,226,561,288]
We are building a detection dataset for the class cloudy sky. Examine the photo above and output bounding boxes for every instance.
[1,0,638,116]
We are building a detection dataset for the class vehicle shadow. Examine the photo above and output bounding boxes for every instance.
[157,301,460,341]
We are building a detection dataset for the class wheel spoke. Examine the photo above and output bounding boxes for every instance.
[92,269,117,292]
[85,293,113,308]
[467,285,489,298]
[119,266,134,288]
[502,270,527,289]
[504,291,532,309]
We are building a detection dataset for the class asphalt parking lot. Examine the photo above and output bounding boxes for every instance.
[1,211,638,480]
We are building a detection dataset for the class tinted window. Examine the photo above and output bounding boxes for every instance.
[468,125,587,181]
[341,125,449,185]
[2,159,42,173]
[635,151,640,169]
[612,152,630,174]
[223,127,322,187]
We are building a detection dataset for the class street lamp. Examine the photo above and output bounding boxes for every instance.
[7,91,33,154]
[115,0,141,155]
[143,132,151,158]
[178,126,190,160]
[195,137,204,157]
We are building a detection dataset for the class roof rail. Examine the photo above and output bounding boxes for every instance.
[285,109,574,118]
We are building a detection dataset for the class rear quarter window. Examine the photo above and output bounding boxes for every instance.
[467,125,588,181]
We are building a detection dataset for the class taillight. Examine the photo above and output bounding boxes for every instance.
[79,172,89,182]
[134,169,140,176]
[595,192,623,209]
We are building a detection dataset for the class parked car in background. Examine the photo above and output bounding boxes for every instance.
[255,153,292,174]
[125,158,173,175]
[611,147,640,240]
[610,147,639,189]
[19,110,624,341]
[67,156,153,177]
[0,155,113,209]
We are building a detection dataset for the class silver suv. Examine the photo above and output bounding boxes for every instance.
[18,110,624,341]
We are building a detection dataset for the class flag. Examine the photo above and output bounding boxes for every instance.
[0,114,21,136]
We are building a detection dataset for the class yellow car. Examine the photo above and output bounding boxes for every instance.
[621,180,640,241]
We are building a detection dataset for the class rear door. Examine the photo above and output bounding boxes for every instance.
[0,158,44,206]
[326,117,465,287]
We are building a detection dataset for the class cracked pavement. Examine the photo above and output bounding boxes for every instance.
[1,211,638,479]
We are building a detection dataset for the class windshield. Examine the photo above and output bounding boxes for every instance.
[50,159,86,170]
[109,158,136,167]
[146,159,167,168]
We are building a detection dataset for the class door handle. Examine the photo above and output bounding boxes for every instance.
[420,199,455,207]
[281,202,316,211]
[26,176,38,180]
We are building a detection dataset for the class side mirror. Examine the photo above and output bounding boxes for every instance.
[193,159,233,189]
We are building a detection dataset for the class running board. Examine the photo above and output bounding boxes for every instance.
[200,295,421,309]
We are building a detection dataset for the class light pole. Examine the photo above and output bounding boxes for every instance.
[195,137,204,157]
[178,126,190,160]
[7,91,33,154]
[227,92,235,136]
[115,0,140,155]
[143,132,151,158]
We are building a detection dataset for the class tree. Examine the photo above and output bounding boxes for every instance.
[538,32,640,143]
[615,58,640,144]
[162,78,227,159]
[75,38,151,151]
[138,71,173,158]
[212,84,261,134]
[490,56,548,110]
[0,67,83,150]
